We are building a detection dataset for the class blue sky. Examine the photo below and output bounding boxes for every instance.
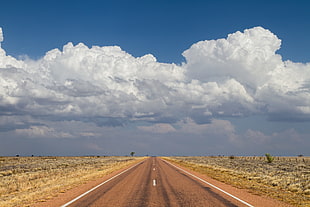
[0,0,310,156]
[1,0,310,63]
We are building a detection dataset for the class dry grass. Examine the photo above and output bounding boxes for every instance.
[0,156,144,207]
[165,156,310,207]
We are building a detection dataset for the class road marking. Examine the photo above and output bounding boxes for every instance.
[153,179,156,186]
[163,159,254,207]
[60,160,145,207]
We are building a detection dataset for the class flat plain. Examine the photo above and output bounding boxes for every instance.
[0,156,143,207]
[1,156,309,207]
[165,156,310,207]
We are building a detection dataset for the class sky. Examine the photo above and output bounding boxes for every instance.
[0,0,309,156]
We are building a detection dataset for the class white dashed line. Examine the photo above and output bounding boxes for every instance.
[153,179,156,186]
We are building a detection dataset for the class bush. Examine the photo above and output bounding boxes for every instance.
[229,155,235,159]
[265,153,274,163]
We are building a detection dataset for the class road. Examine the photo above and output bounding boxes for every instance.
[61,157,253,207]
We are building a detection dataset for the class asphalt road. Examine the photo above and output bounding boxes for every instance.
[62,157,253,207]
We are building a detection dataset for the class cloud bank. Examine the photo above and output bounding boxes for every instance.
[0,26,310,135]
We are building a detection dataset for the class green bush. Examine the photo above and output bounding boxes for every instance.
[265,153,274,163]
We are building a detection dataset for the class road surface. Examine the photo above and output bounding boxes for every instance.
[61,157,253,207]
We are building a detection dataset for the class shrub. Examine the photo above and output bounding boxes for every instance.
[265,153,274,163]
[229,155,235,159]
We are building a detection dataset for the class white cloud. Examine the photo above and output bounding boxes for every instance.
[0,26,309,128]
[256,61,310,120]
[182,27,310,120]
[183,27,282,88]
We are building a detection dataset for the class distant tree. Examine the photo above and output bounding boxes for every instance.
[130,152,135,157]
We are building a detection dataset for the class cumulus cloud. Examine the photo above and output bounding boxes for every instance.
[183,27,310,120]
[0,26,309,134]
[1,41,186,122]
[183,27,282,87]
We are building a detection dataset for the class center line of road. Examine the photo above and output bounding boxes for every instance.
[153,179,156,186]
